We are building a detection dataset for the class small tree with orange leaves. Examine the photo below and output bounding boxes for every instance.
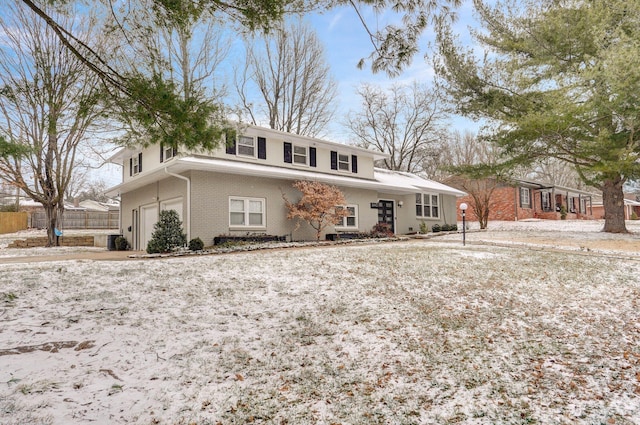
[283,180,349,241]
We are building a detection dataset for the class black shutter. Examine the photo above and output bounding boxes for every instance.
[310,147,317,167]
[225,130,236,155]
[160,143,164,163]
[138,153,142,173]
[129,157,132,176]
[172,146,177,157]
[330,151,337,170]
[284,142,292,163]
[258,137,267,159]
[351,155,358,173]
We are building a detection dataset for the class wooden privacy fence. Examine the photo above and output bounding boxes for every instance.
[29,210,119,230]
[0,212,28,234]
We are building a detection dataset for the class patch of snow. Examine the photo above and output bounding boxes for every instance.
[1,221,639,424]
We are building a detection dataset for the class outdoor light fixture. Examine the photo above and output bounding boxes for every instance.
[459,203,468,246]
[397,200,404,207]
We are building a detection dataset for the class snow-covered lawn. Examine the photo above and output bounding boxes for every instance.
[1,221,640,424]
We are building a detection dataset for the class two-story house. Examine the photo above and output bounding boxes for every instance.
[106,124,465,249]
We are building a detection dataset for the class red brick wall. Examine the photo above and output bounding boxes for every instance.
[456,187,522,221]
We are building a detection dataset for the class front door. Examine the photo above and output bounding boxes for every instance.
[377,200,395,233]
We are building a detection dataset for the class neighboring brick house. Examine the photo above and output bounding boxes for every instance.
[449,178,596,222]
[105,124,465,249]
[591,194,640,220]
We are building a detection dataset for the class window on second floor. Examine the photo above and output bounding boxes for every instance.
[161,144,177,162]
[293,145,308,165]
[237,136,256,157]
[130,152,142,176]
[338,153,350,171]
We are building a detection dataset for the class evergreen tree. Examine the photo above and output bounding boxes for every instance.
[146,210,187,253]
[436,0,640,233]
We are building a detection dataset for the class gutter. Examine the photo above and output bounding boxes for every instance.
[164,167,191,242]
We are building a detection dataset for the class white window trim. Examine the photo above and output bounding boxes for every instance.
[163,145,176,161]
[292,144,309,166]
[416,192,440,219]
[237,135,256,158]
[335,204,358,230]
[337,153,350,172]
[228,196,266,229]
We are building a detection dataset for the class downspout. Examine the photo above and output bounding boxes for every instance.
[165,167,191,241]
[514,187,519,221]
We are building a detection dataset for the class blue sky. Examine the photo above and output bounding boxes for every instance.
[0,1,481,188]
[301,0,480,142]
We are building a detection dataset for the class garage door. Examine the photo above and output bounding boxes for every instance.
[140,204,158,251]
[161,198,183,224]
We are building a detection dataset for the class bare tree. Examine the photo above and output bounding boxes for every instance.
[346,82,447,173]
[0,2,107,246]
[109,0,233,147]
[236,19,337,137]
[282,181,348,241]
[527,158,589,190]
[440,131,502,230]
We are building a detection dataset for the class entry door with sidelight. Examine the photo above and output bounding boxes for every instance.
[377,200,395,233]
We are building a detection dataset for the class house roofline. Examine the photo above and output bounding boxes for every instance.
[106,156,464,198]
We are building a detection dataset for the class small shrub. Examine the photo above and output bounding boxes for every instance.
[419,221,429,234]
[146,210,187,254]
[188,237,204,251]
[560,205,567,220]
[431,224,441,233]
[114,236,129,251]
[370,223,394,238]
[631,211,638,220]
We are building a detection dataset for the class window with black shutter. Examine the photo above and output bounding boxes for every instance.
[310,147,317,167]
[284,142,292,163]
[257,137,267,159]
[225,130,236,155]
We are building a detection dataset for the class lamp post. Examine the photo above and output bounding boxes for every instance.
[459,202,468,246]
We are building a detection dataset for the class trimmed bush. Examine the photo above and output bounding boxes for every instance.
[114,236,129,251]
[188,237,204,251]
[431,224,441,233]
[370,223,394,238]
[146,210,187,254]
